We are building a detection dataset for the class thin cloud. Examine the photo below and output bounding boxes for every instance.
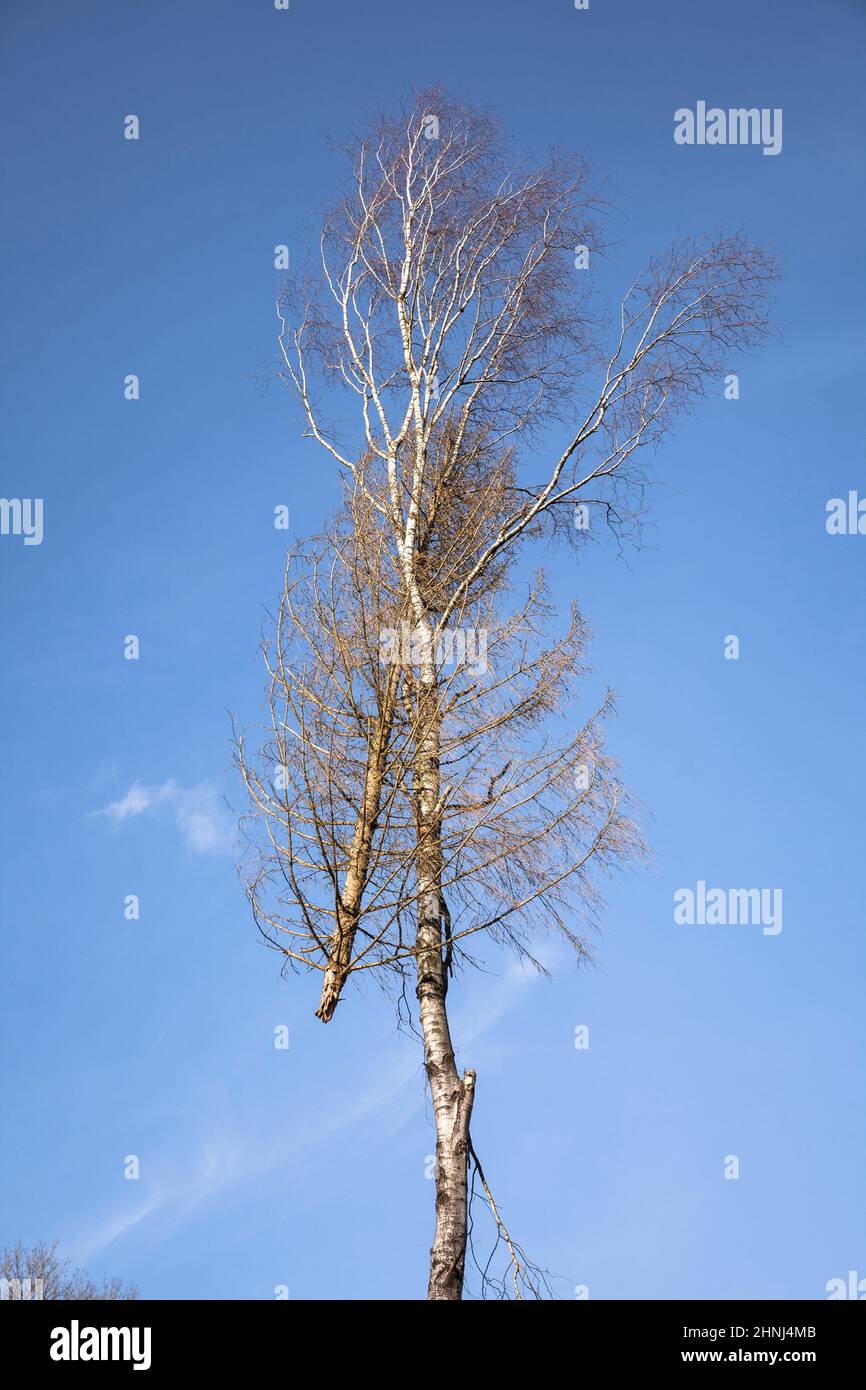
[69,943,547,1267]
[71,1062,421,1265]
[71,1196,161,1266]
[92,779,233,854]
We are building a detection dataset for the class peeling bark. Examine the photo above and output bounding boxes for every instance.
[417,926,476,1299]
[412,645,475,1299]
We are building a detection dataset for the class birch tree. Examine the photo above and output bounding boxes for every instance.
[239,86,776,1299]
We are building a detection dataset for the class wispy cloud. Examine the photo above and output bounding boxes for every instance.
[92,779,233,854]
[453,954,552,1048]
[70,951,549,1267]
[71,1064,422,1266]
[69,1138,244,1266]
[72,1196,162,1266]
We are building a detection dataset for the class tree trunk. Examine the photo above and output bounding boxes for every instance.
[412,645,475,1300]
[416,922,476,1299]
[316,670,397,1022]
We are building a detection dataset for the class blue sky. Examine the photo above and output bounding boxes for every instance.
[1,0,864,1300]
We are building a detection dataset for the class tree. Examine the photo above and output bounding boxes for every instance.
[0,1240,138,1300]
[238,86,777,1299]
